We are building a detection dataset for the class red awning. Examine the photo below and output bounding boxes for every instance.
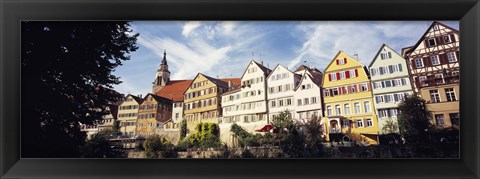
[255,125,274,132]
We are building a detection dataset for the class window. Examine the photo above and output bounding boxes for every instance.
[360,84,368,91]
[277,86,282,92]
[450,113,459,126]
[311,97,317,104]
[271,100,276,107]
[340,71,346,79]
[435,114,445,127]
[354,103,361,114]
[445,88,457,101]
[428,38,437,46]
[279,99,284,107]
[332,88,339,96]
[444,35,452,43]
[175,113,179,118]
[344,104,350,115]
[431,55,440,65]
[365,119,373,127]
[324,89,330,97]
[415,58,424,68]
[285,84,291,91]
[371,68,377,76]
[356,119,364,128]
[435,74,445,84]
[385,94,393,103]
[304,98,310,105]
[363,101,371,113]
[331,73,337,81]
[297,99,302,106]
[430,90,441,103]
[351,85,356,93]
[342,120,350,128]
[326,106,332,116]
[338,58,346,65]
[335,105,341,115]
[375,95,384,104]
[419,76,427,85]
[269,87,274,94]
[286,98,292,105]
[378,109,388,118]
[385,80,392,87]
[380,52,392,60]
[349,70,356,78]
[447,52,457,62]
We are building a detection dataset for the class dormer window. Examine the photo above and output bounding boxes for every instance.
[336,58,347,65]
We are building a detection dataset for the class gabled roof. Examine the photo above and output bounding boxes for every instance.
[294,74,317,91]
[156,80,193,102]
[144,93,172,104]
[368,44,406,67]
[239,60,272,80]
[266,64,296,79]
[127,94,143,103]
[323,50,363,73]
[295,65,323,86]
[189,73,241,89]
[403,21,459,56]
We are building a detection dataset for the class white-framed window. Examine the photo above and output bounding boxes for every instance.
[271,100,276,107]
[304,98,310,105]
[355,119,364,128]
[430,90,441,103]
[286,98,292,105]
[338,58,346,65]
[371,68,377,76]
[354,102,361,114]
[349,70,356,78]
[297,99,302,106]
[385,94,393,103]
[363,101,371,113]
[419,76,428,86]
[375,82,382,89]
[340,71,346,79]
[351,85,356,93]
[435,73,445,84]
[390,109,398,117]
[360,84,368,91]
[380,52,392,60]
[435,114,445,127]
[331,73,337,81]
[342,120,350,128]
[431,55,440,65]
[445,88,457,101]
[335,105,341,115]
[428,38,437,46]
[279,99,284,107]
[447,52,457,62]
[324,89,330,97]
[326,106,332,116]
[344,103,350,115]
[332,88,339,96]
[311,97,317,104]
[378,109,388,118]
[375,95,384,104]
[365,119,373,127]
[415,58,424,68]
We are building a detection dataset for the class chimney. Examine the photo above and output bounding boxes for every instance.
[228,81,231,88]
[354,54,359,60]
[261,60,264,65]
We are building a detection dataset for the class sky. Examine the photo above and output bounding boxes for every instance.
[112,21,459,96]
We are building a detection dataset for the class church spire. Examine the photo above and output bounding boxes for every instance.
[161,50,168,65]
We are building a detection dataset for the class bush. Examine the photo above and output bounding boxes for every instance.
[81,132,125,158]
[176,122,222,150]
[144,134,178,158]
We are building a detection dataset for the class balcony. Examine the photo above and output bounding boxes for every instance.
[329,127,341,134]
[417,74,459,88]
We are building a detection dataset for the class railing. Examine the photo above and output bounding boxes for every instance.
[417,75,459,88]
[329,127,341,133]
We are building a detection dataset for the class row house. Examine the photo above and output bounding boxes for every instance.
[293,65,324,125]
[156,80,193,129]
[183,73,240,133]
[322,51,379,145]
[266,65,302,120]
[402,21,460,129]
[369,44,415,134]
[97,103,120,132]
[220,60,272,146]
[136,93,172,137]
[117,94,143,137]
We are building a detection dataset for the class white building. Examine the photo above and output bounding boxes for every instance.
[266,64,301,120]
[369,44,415,134]
[220,60,272,146]
[293,65,324,124]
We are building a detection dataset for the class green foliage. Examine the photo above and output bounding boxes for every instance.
[230,123,261,147]
[81,132,125,158]
[143,135,178,158]
[304,116,326,157]
[382,117,399,134]
[179,119,187,140]
[281,126,306,158]
[397,95,433,144]
[21,21,138,157]
[176,122,221,150]
[271,110,295,132]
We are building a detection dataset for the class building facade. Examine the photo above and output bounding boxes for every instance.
[402,22,460,129]
[293,65,324,124]
[117,94,142,137]
[266,65,301,120]
[369,44,415,134]
[98,103,120,132]
[220,60,272,146]
[322,51,379,145]
[136,93,172,137]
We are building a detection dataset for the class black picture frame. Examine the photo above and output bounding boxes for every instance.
[1,0,479,178]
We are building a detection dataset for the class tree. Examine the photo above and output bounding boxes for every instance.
[80,131,125,158]
[397,95,433,144]
[304,116,325,157]
[382,117,399,134]
[179,118,187,140]
[144,135,165,158]
[21,21,138,157]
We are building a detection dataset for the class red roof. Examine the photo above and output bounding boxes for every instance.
[220,78,241,86]
[155,80,193,102]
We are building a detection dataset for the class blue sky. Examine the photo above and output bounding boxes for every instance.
[112,21,459,96]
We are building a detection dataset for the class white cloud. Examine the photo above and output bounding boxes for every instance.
[182,21,201,37]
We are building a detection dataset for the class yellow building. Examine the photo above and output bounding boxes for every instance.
[322,51,379,145]
[117,94,142,137]
[136,93,172,137]
[183,73,240,133]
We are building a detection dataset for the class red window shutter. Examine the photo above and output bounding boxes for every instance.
[336,72,340,79]
[347,86,351,93]
[344,58,347,64]
[346,71,350,78]
[328,74,332,81]
[339,87,343,95]
[336,59,339,65]
[423,57,431,67]
[425,39,430,48]
[455,51,460,60]
[436,37,442,45]
[354,85,358,92]
[343,87,347,94]
[440,53,447,64]
[350,122,354,128]
[366,83,370,91]
[354,69,358,77]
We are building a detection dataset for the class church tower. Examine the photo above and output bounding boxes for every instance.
[152,50,171,93]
